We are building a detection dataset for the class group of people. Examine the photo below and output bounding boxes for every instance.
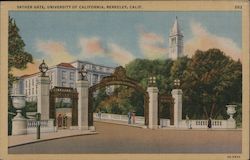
[128,111,136,124]
[57,114,68,129]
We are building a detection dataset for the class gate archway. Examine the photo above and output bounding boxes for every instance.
[49,87,78,126]
[88,66,149,126]
[158,93,174,125]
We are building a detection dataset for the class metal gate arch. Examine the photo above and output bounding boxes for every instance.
[49,86,78,126]
[88,66,149,126]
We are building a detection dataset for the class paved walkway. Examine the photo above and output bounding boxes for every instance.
[9,121,242,154]
[8,119,241,148]
[8,129,97,148]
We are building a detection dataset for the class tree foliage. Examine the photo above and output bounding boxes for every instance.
[8,17,33,135]
[93,48,242,123]
[182,49,242,119]
[8,17,33,71]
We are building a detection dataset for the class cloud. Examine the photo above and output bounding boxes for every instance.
[11,59,40,77]
[12,40,76,76]
[185,21,241,60]
[138,27,168,59]
[108,43,135,66]
[78,37,106,57]
[78,36,135,66]
[36,40,75,65]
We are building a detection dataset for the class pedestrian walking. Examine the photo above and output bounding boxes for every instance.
[63,114,68,129]
[132,111,136,124]
[98,110,102,120]
[185,114,189,129]
[128,111,131,124]
[57,114,62,128]
[208,117,212,129]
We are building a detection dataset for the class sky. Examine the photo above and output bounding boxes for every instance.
[9,11,242,76]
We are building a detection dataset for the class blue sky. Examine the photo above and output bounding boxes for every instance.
[9,11,242,75]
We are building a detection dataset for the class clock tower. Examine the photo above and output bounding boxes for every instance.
[169,17,184,60]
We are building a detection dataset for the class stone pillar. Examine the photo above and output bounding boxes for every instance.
[172,89,182,127]
[76,80,89,130]
[147,87,159,129]
[37,76,50,120]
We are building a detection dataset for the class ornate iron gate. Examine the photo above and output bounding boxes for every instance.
[49,86,78,126]
[88,66,149,126]
[158,93,174,125]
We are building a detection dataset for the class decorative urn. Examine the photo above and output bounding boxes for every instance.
[12,94,26,119]
[226,105,237,120]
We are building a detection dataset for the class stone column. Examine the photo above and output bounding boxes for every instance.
[76,80,89,130]
[172,89,182,127]
[37,76,50,120]
[147,87,159,129]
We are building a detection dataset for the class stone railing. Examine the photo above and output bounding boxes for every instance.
[179,119,228,129]
[94,113,235,129]
[27,119,56,134]
[94,113,145,124]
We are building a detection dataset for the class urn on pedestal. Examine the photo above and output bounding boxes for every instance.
[226,104,237,129]
[226,105,237,120]
[12,94,27,135]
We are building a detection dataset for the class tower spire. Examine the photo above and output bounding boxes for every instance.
[168,17,184,60]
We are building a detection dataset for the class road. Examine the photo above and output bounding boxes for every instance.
[9,121,241,154]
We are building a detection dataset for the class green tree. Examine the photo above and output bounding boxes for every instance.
[182,49,242,119]
[8,17,33,135]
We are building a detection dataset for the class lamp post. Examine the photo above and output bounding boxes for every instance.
[148,75,156,87]
[39,59,48,77]
[78,65,88,80]
[174,79,180,89]
[36,113,41,139]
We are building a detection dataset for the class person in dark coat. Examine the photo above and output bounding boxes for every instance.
[128,111,131,124]
[208,117,212,129]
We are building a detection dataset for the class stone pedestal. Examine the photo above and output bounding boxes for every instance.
[226,105,237,129]
[147,87,159,129]
[37,76,50,120]
[76,80,89,130]
[11,94,27,135]
[12,117,27,135]
[172,89,182,128]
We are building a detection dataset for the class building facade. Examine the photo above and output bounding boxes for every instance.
[12,61,115,102]
[168,16,184,60]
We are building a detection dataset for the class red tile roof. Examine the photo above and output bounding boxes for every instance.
[57,63,75,68]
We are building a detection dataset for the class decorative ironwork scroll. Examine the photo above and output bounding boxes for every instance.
[49,86,78,126]
[88,66,149,126]
[158,93,174,125]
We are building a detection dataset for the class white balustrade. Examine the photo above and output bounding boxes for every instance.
[26,119,56,134]
[94,113,233,129]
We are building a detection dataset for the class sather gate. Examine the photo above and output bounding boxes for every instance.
[88,66,149,126]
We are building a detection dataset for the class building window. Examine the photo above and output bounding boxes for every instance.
[62,71,67,80]
[99,67,103,72]
[69,83,74,88]
[25,80,27,88]
[70,72,74,80]
[32,79,34,86]
[62,82,66,87]
[92,74,98,85]
[32,88,34,95]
